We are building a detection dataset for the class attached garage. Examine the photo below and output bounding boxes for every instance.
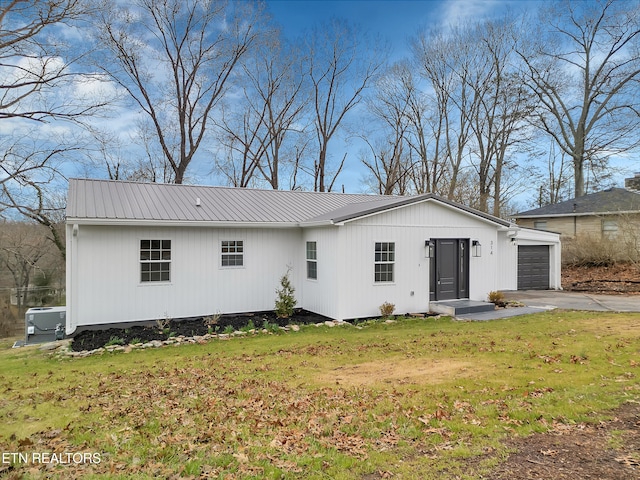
[518,245,550,290]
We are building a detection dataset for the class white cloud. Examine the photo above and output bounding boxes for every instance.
[437,0,512,26]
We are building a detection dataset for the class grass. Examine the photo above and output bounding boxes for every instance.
[0,311,638,479]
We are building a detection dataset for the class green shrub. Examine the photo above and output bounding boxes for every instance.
[105,336,124,346]
[275,268,297,318]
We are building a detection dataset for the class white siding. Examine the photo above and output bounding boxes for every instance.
[496,230,519,291]
[301,227,340,319]
[67,224,301,333]
[331,200,504,319]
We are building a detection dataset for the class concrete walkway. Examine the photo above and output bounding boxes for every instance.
[502,290,640,313]
[455,290,640,321]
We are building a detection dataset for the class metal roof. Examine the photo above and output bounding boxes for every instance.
[66,178,510,227]
[515,188,640,218]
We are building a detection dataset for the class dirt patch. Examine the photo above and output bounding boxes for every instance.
[322,359,473,387]
[476,401,640,479]
[563,263,640,294]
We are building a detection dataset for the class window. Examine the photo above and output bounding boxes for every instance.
[374,242,395,282]
[306,241,317,279]
[602,219,618,238]
[221,240,244,267]
[140,240,171,282]
[534,220,548,230]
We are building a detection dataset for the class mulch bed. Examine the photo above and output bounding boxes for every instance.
[70,309,329,352]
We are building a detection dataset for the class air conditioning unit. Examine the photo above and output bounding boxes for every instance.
[25,307,67,344]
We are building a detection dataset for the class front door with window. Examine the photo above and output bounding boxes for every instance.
[429,239,469,301]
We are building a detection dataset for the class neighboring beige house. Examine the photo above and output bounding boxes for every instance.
[515,175,640,238]
[514,175,640,262]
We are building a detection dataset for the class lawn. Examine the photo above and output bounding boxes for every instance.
[0,311,638,479]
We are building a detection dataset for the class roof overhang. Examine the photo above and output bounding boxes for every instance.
[66,218,301,229]
[300,195,511,228]
[515,210,640,219]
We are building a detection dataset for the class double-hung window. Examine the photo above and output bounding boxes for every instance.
[221,240,244,267]
[602,219,618,238]
[140,240,171,282]
[374,242,395,282]
[306,241,317,279]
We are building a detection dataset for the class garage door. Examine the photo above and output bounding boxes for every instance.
[518,246,549,290]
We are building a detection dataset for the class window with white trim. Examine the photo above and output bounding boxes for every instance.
[374,242,395,283]
[306,241,317,279]
[221,240,244,267]
[140,240,171,282]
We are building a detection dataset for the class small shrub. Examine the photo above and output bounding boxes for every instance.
[203,312,221,327]
[275,268,297,318]
[488,291,505,306]
[105,336,124,346]
[379,301,395,318]
[263,320,281,334]
[156,317,170,332]
[241,319,256,333]
[223,325,234,335]
[130,337,142,345]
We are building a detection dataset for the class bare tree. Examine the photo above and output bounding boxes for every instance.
[411,28,475,199]
[1,178,67,258]
[461,18,534,216]
[360,63,415,195]
[215,34,309,189]
[0,221,53,314]
[0,0,103,124]
[0,0,109,195]
[305,18,386,192]
[94,0,263,184]
[519,0,640,197]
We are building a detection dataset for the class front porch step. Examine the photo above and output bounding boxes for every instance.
[430,300,496,316]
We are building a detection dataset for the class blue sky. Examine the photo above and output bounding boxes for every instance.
[266,0,532,58]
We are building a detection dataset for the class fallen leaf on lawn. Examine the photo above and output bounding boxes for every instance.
[615,455,640,466]
[540,449,558,456]
[233,452,249,463]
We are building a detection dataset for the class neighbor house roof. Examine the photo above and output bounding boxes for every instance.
[515,188,640,218]
[66,178,510,227]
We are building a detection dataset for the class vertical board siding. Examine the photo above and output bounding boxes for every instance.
[301,227,340,319]
[69,225,301,330]
[335,201,502,319]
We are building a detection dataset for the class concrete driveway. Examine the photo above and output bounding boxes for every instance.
[502,290,640,313]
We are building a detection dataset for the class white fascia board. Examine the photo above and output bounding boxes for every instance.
[299,220,338,228]
[66,218,301,229]
[336,200,507,227]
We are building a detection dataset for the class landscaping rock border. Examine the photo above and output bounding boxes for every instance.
[53,319,372,358]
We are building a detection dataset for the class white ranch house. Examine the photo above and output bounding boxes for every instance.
[65,179,561,334]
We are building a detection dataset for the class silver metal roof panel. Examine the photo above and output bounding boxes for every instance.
[66,178,511,227]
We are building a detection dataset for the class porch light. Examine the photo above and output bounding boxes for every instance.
[472,240,482,257]
[425,239,435,258]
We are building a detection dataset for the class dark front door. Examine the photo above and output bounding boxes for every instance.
[430,239,469,301]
